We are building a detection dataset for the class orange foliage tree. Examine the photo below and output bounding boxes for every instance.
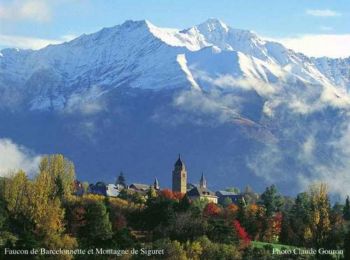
[203,202,221,217]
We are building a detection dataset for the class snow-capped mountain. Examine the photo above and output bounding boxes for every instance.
[1,19,350,197]
[0,19,349,111]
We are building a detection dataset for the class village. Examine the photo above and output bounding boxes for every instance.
[78,155,259,206]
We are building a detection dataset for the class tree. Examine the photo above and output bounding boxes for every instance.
[153,239,187,260]
[222,197,233,208]
[226,203,239,216]
[192,198,209,213]
[3,170,31,218]
[185,240,203,260]
[203,203,221,217]
[345,228,350,260]
[308,183,331,250]
[263,212,282,243]
[196,236,241,259]
[160,189,176,200]
[343,196,350,221]
[233,220,251,247]
[225,187,240,194]
[177,195,191,212]
[82,181,89,194]
[3,168,77,252]
[260,185,283,217]
[118,189,129,200]
[0,188,18,250]
[79,201,113,248]
[147,185,158,202]
[38,154,76,201]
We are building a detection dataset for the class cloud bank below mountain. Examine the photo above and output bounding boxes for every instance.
[0,138,41,177]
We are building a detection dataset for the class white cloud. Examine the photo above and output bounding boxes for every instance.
[0,34,61,50]
[64,85,107,115]
[266,34,350,58]
[0,33,79,50]
[0,138,41,176]
[174,89,241,124]
[296,123,350,198]
[0,0,51,22]
[61,34,78,42]
[306,9,341,17]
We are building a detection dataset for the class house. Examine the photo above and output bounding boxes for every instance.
[215,190,245,205]
[106,184,120,197]
[187,173,218,204]
[187,183,196,191]
[89,182,107,196]
[128,183,150,193]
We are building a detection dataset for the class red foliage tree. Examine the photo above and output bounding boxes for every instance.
[159,189,185,201]
[159,189,176,200]
[173,191,185,200]
[203,202,221,216]
[233,219,251,246]
[272,212,283,240]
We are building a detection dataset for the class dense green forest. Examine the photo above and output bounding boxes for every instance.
[1,154,350,259]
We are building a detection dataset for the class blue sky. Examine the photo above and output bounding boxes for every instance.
[0,0,349,57]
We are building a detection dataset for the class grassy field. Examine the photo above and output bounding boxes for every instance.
[251,241,300,250]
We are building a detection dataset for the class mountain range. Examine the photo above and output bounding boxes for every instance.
[1,19,350,197]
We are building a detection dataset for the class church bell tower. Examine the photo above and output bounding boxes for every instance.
[172,154,187,193]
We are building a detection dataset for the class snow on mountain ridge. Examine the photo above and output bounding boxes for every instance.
[0,19,349,112]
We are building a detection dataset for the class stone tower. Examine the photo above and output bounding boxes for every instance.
[172,154,187,193]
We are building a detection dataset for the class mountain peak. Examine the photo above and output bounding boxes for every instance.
[197,18,230,33]
[121,19,151,28]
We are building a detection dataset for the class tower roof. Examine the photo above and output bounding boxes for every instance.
[200,172,207,188]
[153,177,159,189]
[200,172,205,182]
[154,177,159,184]
[175,154,185,168]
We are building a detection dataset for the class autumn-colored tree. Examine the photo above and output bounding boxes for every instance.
[233,220,251,247]
[3,170,31,218]
[173,191,185,200]
[243,204,266,240]
[160,189,176,200]
[308,183,331,249]
[185,240,203,260]
[263,212,282,243]
[38,154,76,201]
[147,185,158,200]
[3,169,77,255]
[225,203,239,217]
[203,202,221,217]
